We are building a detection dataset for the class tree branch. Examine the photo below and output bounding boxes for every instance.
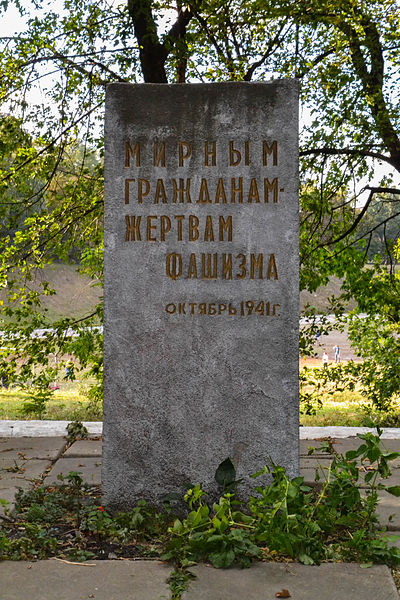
[321,187,400,248]
[300,146,398,168]
[127,0,199,83]
[244,23,289,81]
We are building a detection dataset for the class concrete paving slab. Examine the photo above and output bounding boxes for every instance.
[0,437,66,460]
[0,458,51,514]
[384,531,400,549]
[332,438,400,455]
[300,457,332,469]
[0,560,171,600]
[300,440,331,456]
[375,493,400,530]
[44,457,102,485]
[64,439,102,457]
[0,486,21,516]
[0,458,51,482]
[184,562,399,600]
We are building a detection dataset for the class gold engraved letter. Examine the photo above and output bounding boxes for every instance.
[153,141,166,167]
[187,253,198,279]
[203,215,215,242]
[125,141,141,167]
[197,179,211,203]
[179,141,192,166]
[273,303,281,316]
[222,254,233,280]
[124,178,135,204]
[154,179,168,204]
[263,140,278,166]
[219,216,232,241]
[248,178,260,203]
[236,253,247,279]
[228,303,237,315]
[204,141,216,166]
[231,178,243,203]
[172,178,191,203]
[146,216,157,241]
[160,216,171,241]
[174,215,185,241]
[125,215,141,241]
[250,253,264,279]
[199,303,207,315]
[264,178,278,203]
[244,140,250,166]
[166,253,182,280]
[202,253,218,279]
[189,215,199,241]
[215,178,227,203]
[229,141,241,166]
[267,253,279,280]
[138,179,150,203]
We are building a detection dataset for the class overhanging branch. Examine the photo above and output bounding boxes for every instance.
[300,147,396,168]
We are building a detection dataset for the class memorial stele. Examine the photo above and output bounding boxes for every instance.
[103,81,299,509]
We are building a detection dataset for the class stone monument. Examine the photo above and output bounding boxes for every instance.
[103,81,299,509]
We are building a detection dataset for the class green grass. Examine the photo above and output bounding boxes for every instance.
[1,384,399,427]
[300,390,400,427]
[0,385,102,421]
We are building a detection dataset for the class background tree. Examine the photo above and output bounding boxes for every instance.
[0,0,399,408]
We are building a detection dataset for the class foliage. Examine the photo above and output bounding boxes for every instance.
[66,419,88,442]
[0,385,102,421]
[164,430,400,569]
[301,352,400,415]
[19,378,54,419]
[1,432,400,585]
[299,362,359,415]
[0,0,399,390]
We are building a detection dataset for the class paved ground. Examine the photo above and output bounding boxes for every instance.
[1,430,400,599]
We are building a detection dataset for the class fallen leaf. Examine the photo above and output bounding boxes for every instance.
[276,589,291,598]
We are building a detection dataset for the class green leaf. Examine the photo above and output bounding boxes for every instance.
[215,458,236,489]
[298,552,314,565]
[209,549,235,568]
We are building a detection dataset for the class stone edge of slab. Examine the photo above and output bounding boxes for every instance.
[0,422,400,439]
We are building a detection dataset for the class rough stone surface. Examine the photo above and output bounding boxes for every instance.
[103,81,299,508]
[183,563,399,600]
[0,560,171,600]
[44,457,102,485]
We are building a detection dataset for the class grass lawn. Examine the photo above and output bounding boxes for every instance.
[0,384,102,421]
[300,391,371,427]
[0,384,399,426]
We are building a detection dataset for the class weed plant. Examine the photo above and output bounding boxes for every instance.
[1,429,400,570]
